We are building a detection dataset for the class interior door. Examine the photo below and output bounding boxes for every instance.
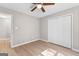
[48,15,71,48]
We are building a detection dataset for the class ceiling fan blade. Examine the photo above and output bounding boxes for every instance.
[32,3,41,4]
[41,7,45,12]
[31,6,37,12]
[43,3,55,5]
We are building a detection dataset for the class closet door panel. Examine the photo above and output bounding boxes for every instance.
[48,16,71,48]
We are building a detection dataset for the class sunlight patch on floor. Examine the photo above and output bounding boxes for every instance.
[41,48,65,56]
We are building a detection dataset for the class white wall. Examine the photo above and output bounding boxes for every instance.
[40,19,48,40]
[0,6,40,47]
[0,18,7,38]
[40,6,79,51]
[13,14,40,46]
[0,18,11,39]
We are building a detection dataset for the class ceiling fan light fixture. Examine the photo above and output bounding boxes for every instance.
[37,4,42,8]
[31,3,55,12]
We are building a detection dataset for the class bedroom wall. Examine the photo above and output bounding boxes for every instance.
[40,6,79,51]
[40,18,48,41]
[0,6,40,47]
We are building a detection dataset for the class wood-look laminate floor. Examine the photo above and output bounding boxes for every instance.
[0,39,79,56]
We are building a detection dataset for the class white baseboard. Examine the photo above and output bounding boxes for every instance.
[0,38,10,40]
[11,39,40,48]
[12,38,79,53]
[40,39,48,42]
[11,39,48,48]
[72,48,79,52]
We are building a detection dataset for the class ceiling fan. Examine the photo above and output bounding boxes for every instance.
[31,3,55,12]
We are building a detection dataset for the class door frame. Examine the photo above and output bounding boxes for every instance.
[8,14,14,48]
[0,13,14,48]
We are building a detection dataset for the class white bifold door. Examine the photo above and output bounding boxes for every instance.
[48,15,72,48]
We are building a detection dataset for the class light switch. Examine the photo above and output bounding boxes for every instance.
[15,26,18,30]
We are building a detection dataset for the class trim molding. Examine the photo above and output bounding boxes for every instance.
[11,38,79,52]
[11,39,40,48]
[40,39,48,42]
[11,39,48,48]
[72,48,79,52]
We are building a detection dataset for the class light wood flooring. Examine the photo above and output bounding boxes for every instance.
[0,39,79,56]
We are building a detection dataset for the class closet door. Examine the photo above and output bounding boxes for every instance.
[48,15,71,48]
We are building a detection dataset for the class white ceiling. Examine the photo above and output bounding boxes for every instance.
[0,3,79,18]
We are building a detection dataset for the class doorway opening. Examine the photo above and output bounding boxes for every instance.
[0,13,13,49]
